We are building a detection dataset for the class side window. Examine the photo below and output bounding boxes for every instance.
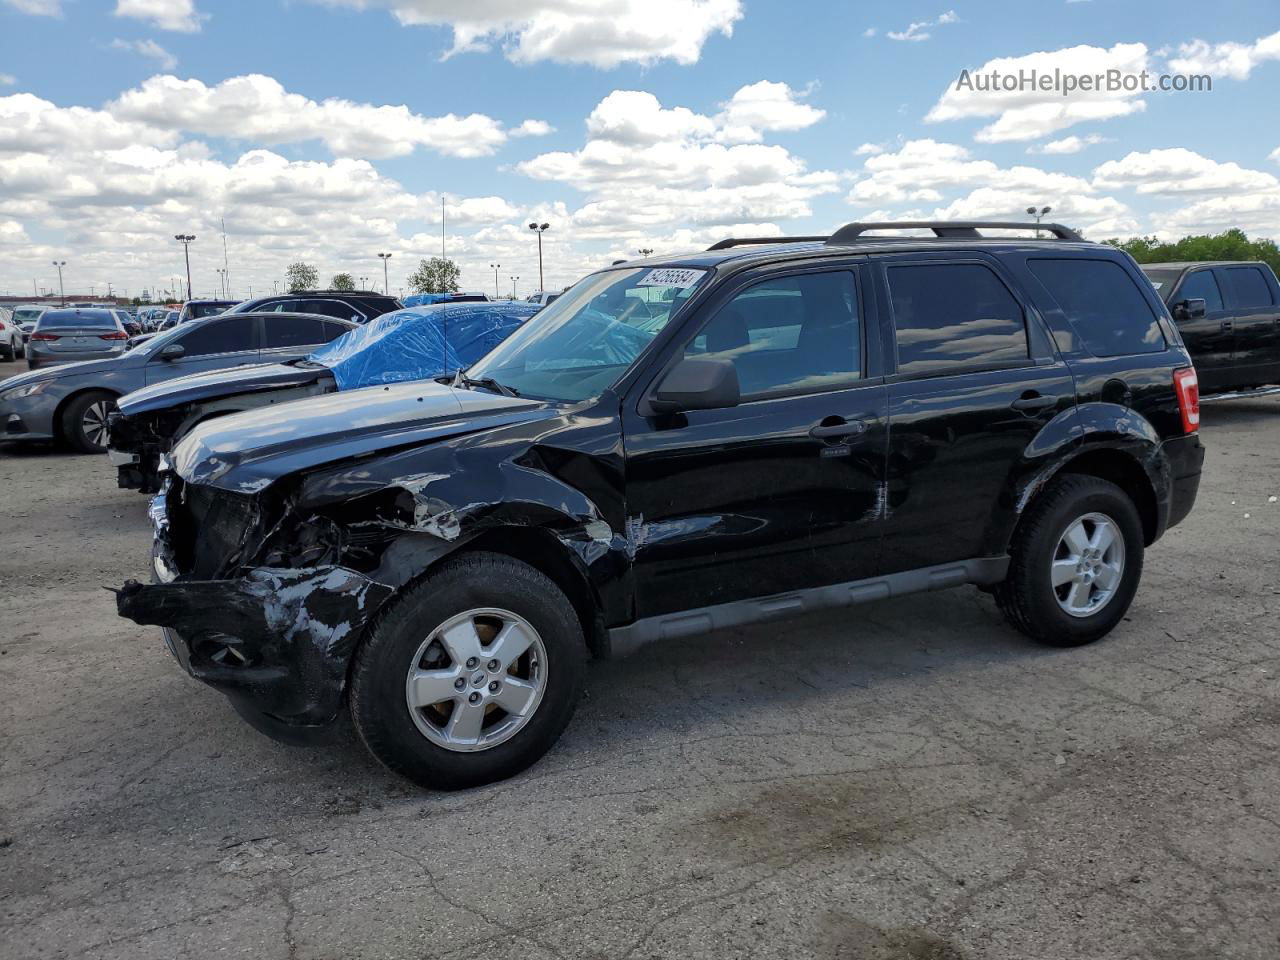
[1027,258,1166,357]
[264,315,329,349]
[322,320,351,341]
[1223,267,1274,308]
[173,316,256,358]
[302,299,364,322]
[685,271,860,398]
[889,263,1028,375]
[1177,270,1224,312]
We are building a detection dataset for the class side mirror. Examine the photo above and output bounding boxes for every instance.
[159,343,185,361]
[1174,298,1207,321]
[651,357,740,414]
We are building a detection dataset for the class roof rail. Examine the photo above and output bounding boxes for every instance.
[827,221,1083,244]
[706,235,829,251]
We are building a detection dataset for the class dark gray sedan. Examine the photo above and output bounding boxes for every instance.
[0,311,355,453]
[27,308,131,369]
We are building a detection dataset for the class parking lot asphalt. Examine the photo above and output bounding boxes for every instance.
[1,396,1278,960]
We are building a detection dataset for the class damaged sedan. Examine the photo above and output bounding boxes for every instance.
[107,301,538,493]
[117,223,1204,791]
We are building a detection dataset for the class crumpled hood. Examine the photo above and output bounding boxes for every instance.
[117,362,328,417]
[170,379,549,494]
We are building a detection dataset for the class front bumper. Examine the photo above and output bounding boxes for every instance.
[1,394,57,441]
[117,566,394,732]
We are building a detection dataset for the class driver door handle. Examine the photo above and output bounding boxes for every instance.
[809,418,868,440]
[1010,393,1058,412]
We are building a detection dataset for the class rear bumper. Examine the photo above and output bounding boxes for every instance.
[117,566,394,733]
[1159,433,1205,535]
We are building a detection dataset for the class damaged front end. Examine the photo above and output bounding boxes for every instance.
[107,409,186,493]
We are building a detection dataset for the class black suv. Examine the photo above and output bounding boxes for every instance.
[117,221,1204,790]
[227,290,401,325]
[1140,261,1280,394]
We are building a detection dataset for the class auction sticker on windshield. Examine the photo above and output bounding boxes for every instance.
[636,268,706,288]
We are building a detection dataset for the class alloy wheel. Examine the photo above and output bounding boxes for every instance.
[81,400,116,449]
[1051,511,1126,618]
[404,607,547,753]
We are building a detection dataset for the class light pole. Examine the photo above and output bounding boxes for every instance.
[527,222,549,291]
[377,252,392,294]
[510,275,520,299]
[489,263,501,300]
[637,247,654,257]
[52,260,66,305]
[215,268,226,298]
[174,235,196,299]
[1025,205,1051,237]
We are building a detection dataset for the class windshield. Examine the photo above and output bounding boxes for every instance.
[186,302,232,319]
[465,266,709,402]
[14,308,44,324]
[132,316,210,356]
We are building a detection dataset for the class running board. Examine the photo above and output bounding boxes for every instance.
[606,556,1010,658]
[1201,385,1280,403]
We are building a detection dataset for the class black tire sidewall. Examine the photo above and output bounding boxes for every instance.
[62,391,117,453]
[351,554,585,790]
[1018,478,1144,645]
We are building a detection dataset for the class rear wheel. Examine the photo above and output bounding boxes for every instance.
[996,475,1144,647]
[350,552,586,790]
[61,390,118,454]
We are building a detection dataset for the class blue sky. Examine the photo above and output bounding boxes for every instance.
[1,0,1278,300]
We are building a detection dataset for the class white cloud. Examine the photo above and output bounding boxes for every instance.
[510,119,553,138]
[862,27,877,38]
[1092,148,1280,195]
[1166,29,1280,81]
[312,0,742,68]
[110,38,178,70]
[717,81,825,142]
[2,0,60,14]
[109,74,510,159]
[888,10,957,42]
[1027,133,1110,155]
[0,74,15,86]
[853,142,885,156]
[1270,146,1280,164]
[845,138,1132,237]
[113,0,207,33]
[926,42,1150,142]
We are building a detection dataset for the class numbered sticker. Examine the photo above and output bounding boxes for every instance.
[636,268,705,289]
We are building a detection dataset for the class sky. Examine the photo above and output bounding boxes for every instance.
[0,0,1278,302]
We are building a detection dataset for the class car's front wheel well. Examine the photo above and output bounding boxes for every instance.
[1056,449,1158,545]
[453,527,608,659]
[52,387,122,443]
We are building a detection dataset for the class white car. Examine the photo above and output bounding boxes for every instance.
[525,290,561,306]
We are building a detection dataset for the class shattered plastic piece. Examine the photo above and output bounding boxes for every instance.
[1270,496,1277,504]
[308,302,538,391]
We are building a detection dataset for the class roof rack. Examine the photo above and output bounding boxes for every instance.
[827,220,1083,244]
[706,236,829,251]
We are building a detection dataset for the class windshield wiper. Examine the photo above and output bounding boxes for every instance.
[449,369,519,397]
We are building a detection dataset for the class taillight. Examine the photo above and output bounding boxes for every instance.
[99,331,128,341]
[30,332,60,342]
[1173,367,1199,434]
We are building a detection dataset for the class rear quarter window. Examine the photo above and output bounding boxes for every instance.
[1028,258,1166,357]
[1223,266,1275,308]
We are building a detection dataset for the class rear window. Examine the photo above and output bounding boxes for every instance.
[36,310,119,329]
[1223,267,1274,308]
[1028,258,1166,357]
[887,262,1029,376]
[14,308,44,323]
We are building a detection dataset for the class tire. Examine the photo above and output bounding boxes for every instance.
[995,474,1144,647]
[350,552,586,790]
[61,390,119,454]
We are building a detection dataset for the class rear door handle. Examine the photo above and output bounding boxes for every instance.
[1010,394,1058,412]
[810,419,868,440]
[1221,320,1233,332]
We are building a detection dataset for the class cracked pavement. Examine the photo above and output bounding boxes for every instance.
[1,396,1278,959]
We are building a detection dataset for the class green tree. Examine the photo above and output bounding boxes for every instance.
[286,261,319,293]
[1105,229,1280,276]
[407,257,461,295]
[329,272,356,291]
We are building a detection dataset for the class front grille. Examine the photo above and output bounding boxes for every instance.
[170,481,261,578]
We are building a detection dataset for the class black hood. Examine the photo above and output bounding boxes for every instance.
[170,380,552,494]
[117,362,330,417]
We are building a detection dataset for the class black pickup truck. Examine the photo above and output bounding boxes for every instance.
[1141,261,1280,394]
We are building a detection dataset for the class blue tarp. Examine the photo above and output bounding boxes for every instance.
[308,301,539,391]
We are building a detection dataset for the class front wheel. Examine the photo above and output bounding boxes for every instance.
[61,390,118,454]
[350,552,586,790]
[996,475,1144,647]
